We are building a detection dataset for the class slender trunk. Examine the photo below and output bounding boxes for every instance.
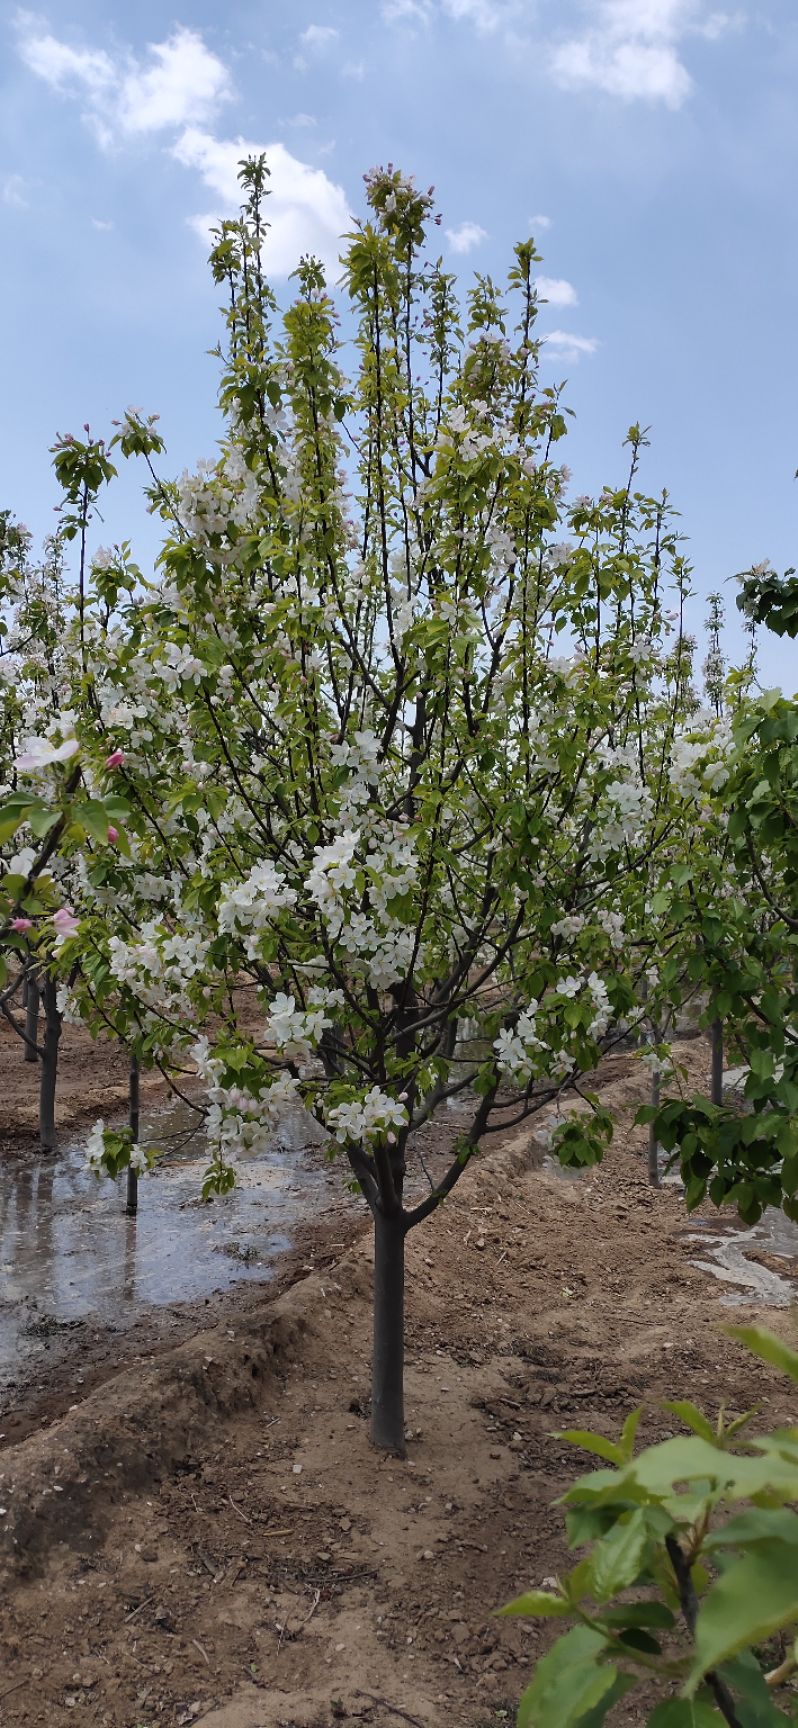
[648,1066,661,1187]
[39,973,62,1152]
[24,965,40,1063]
[126,1052,140,1217]
[710,1017,724,1107]
[643,1002,661,1187]
[371,1208,406,1456]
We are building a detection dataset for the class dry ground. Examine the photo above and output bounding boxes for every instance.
[2,1033,798,1728]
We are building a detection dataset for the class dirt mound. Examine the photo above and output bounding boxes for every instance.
[0,1298,311,1581]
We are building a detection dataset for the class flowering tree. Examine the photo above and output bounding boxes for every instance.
[1,160,719,1452]
[644,574,798,1225]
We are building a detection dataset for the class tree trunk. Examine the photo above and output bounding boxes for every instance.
[710,1017,724,1107]
[371,1207,406,1456]
[39,973,62,1152]
[648,1066,661,1187]
[126,1052,140,1217]
[24,965,40,1063]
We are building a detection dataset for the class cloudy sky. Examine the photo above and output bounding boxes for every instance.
[2,1,796,686]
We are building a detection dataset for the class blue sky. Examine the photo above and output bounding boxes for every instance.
[2,0,796,688]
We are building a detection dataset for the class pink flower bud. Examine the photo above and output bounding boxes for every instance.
[107,825,119,843]
[105,749,125,769]
[387,1132,397,1146]
[11,917,33,932]
[53,907,79,938]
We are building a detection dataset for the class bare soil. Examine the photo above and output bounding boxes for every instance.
[2,1031,798,1728]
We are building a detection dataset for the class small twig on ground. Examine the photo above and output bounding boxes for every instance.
[191,1638,210,1666]
[354,1693,427,1728]
[0,1678,27,1705]
[124,1595,154,1624]
[300,1587,321,1629]
[228,1494,252,1525]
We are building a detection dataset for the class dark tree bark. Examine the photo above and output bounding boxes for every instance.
[648,1064,661,1187]
[710,1017,724,1107]
[39,973,62,1152]
[126,1051,140,1217]
[24,965,40,1064]
[371,1206,406,1456]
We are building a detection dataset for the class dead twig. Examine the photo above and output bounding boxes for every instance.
[191,1638,211,1666]
[124,1595,154,1625]
[228,1494,253,1526]
[354,1694,427,1728]
[300,1587,321,1628]
[0,1678,27,1705]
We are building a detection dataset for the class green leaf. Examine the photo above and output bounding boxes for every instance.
[569,1434,798,1508]
[601,1602,676,1630]
[0,797,33,844]
[663,1402,718,1443]
[570,1672,636,1726]
[704,1508,798,1552]
[73,799,114,846]
[727,1327,798,1384]
[648,1703,724,1726]
[687,1540,798,1691]
[27,804,60,839]
[591,1510,649,1602]
[557,1429,625,1466]
[620,1407,644,1461]
[499,1589,569,1618]
[718,1650,794,1725]
[516,1625,619,1728]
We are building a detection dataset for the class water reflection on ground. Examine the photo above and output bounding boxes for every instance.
[687,1208,798,1307]
[0,1099,353,1408]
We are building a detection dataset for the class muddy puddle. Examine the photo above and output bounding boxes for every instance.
[686,1208,798,1307]
[658,1152,798,1306]
[0,1098,355,1415]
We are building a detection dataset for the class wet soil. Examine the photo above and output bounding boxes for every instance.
[1,1032,798,1728]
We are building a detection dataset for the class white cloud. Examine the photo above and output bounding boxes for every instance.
[550,0,740,107]
[696,8,744,38]
[16,20,114,93]
[117,28,232,134]
[542,329,599,362]
[381,0,520,29]
[299,24,340,51]
[535,275,578,306]
[91,215,114,231]
[16,17,232,143]
[381,0,432,20]
[173,128,351,278]
[285,112,318,128]
[2,172,29,207]
[443,0,511,28]
[343,59,367,78]
[529,211,552,231]
[294,24,341,71]
[445,220,487,254]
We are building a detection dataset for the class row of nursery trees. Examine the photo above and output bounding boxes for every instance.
[1,161,797,1473]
